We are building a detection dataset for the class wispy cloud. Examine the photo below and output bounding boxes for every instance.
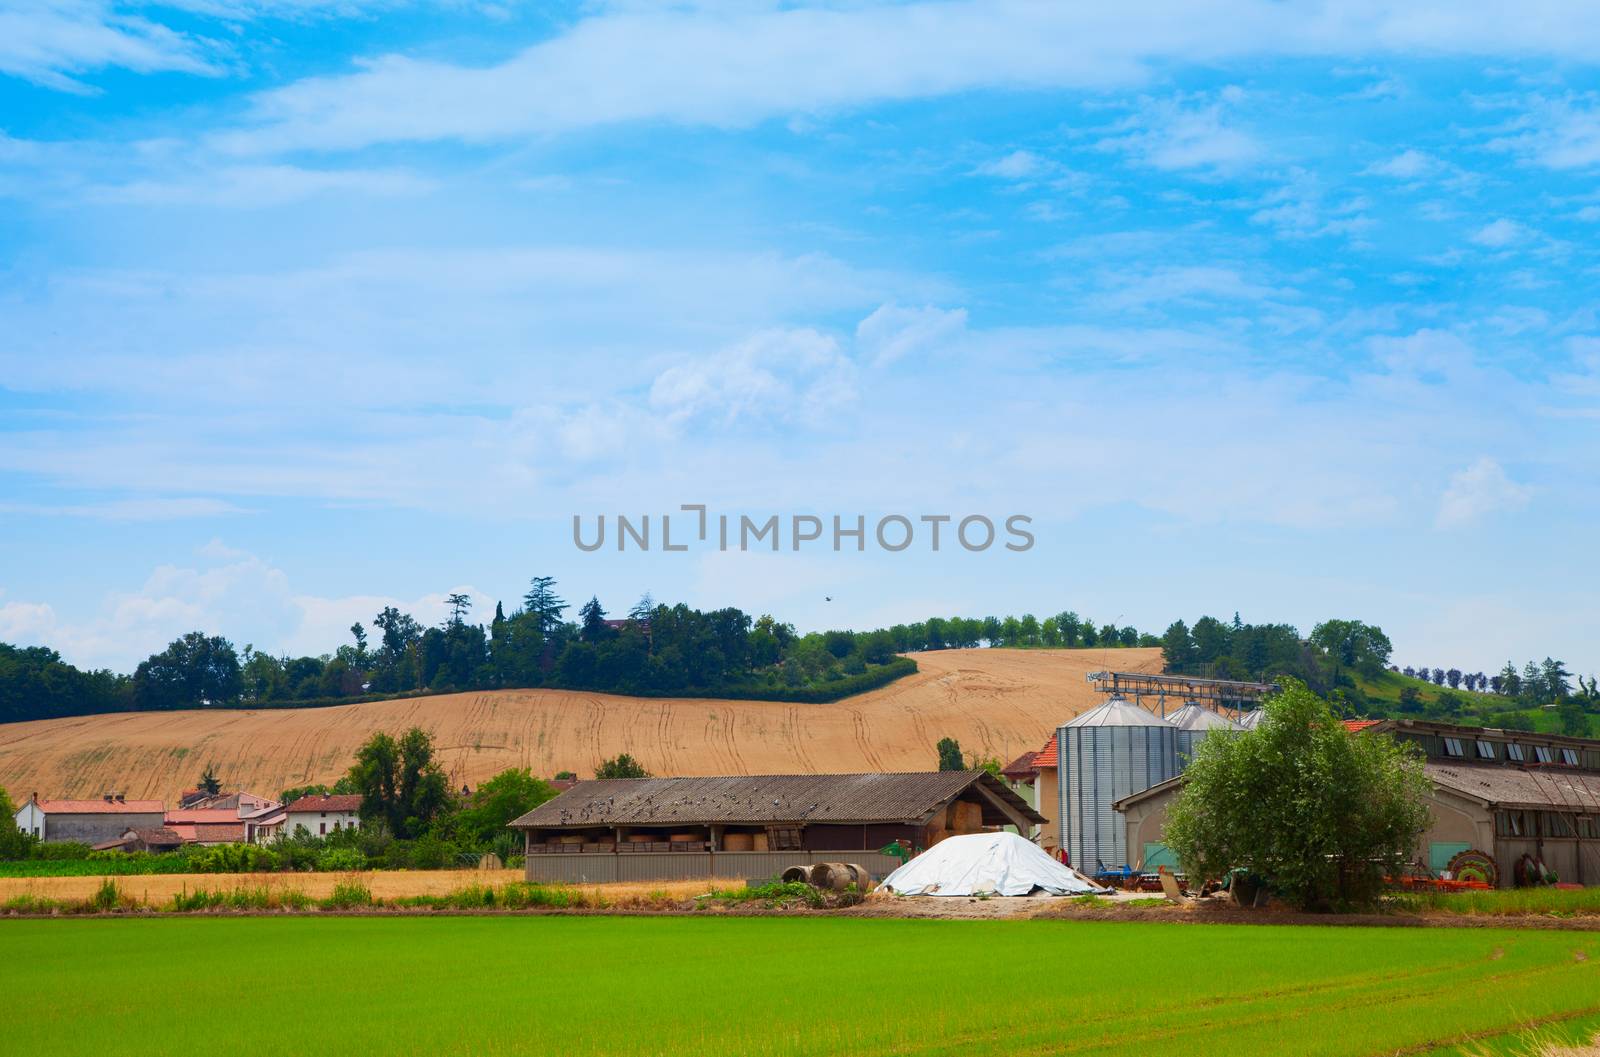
[0,0,220,92]
[1436,457,1533,528]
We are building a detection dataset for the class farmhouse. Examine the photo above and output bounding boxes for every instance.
[12,793,165,845]
[511,771,1045,884]
[1115,718,1600,887]
[282,793,362,837]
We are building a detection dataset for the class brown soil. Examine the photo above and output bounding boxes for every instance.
[0,647,1159,802]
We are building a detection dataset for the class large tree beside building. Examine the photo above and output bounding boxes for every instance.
[1163,681,1431,911]
[348,727,452,838]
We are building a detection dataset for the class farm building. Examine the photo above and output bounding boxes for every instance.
[282,793,362,837]
[12,793,165,845]
[510,771,1045,884]
[1115,718,1600,887]
[1007,672,1275,865]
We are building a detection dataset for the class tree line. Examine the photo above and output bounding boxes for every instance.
[0,579,1163,724]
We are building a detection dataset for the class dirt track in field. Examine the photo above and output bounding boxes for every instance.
[0,647,1159,802]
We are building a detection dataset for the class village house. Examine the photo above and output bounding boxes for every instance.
[282,793,362,837]
[12,793,165,845]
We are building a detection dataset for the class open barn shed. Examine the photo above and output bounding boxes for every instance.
[510,771,1045,884]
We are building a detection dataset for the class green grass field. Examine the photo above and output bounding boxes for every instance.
[2,917,1597,1056]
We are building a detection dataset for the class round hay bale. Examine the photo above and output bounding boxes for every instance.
[625,833,656,843]
[556,834,585,844]
[478,852,504,871]
[752,831,769,852]
[780,865,813,885]
[668,832,701,843]
[721,833,755,852]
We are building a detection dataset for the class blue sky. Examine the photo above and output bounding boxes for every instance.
[1,1,1598,676]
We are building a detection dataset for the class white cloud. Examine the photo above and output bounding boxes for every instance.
[975,150,1051,180]
[0,497,249,520]
[211,1,1600,153]
[1489,95,1600,170]
[0,0,219,92]
[1093,266,1286,312]
[89,165,436,208]
[1365,149,1439,179]
[1470,218,1528,247]
[649,328,857,428]
[1100,97,1263,173]
[0,545,492,671]
[854,303,968,367]
[1436,457,1533,528]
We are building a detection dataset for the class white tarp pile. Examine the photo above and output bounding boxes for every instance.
[877,832,1110,897]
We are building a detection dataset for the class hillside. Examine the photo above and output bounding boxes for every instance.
[0,648,1161,803]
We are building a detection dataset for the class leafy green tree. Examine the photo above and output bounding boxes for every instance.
[594,753,649,779]
[279,776,357,805]
[133,632,242,710]
[1309,619,1394,680]
[455,768,557,848]
[197,765,222,796]
[1557,697,1589,737]
[936,737,964,772]
[1163,681,1431,910]
[348,727,452,838]
[1161,620,1196,671]
[0,787,38,860]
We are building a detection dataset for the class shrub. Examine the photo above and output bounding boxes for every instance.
[32,841,93,861]
[316,847,367,872]
[322,879,374,909]
[90,878,124,912]
[189,844,280,874]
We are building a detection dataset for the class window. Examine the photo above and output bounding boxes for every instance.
[1534,746,1553,764]
[1443,737,1465,758]
[1560,748,1579,766]
[319,822,327,835]
[1506,743,1525,762]
[1496,810,1527,837]
[1581,817,1599,839]
[1542,812,1577,838]
[1474,740,1496,760]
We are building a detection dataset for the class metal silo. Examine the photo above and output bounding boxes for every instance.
[1057,698,1178,872]
[1168,701,1242,766]
[1236,708,1264,731]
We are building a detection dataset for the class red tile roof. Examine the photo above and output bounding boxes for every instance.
[283,794,363,813]
[35,799,164,814]
[164,808,241,825]
[1343,719,1382,733]
[1032,734,1059,769]
[1000,751,1039,779]
[191,823,247,843]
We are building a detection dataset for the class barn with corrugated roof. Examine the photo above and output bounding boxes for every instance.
[509,771,1045,883]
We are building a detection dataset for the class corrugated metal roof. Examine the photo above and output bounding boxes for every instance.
[1426,763,1600,811]
[510,771,1045,828]
[1065,697,1173,728]
[1168,703,1243,732]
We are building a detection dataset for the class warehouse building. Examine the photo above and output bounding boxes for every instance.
[12,793,165,845]
[1115,718,1600,887]
[510,771,1045,884]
